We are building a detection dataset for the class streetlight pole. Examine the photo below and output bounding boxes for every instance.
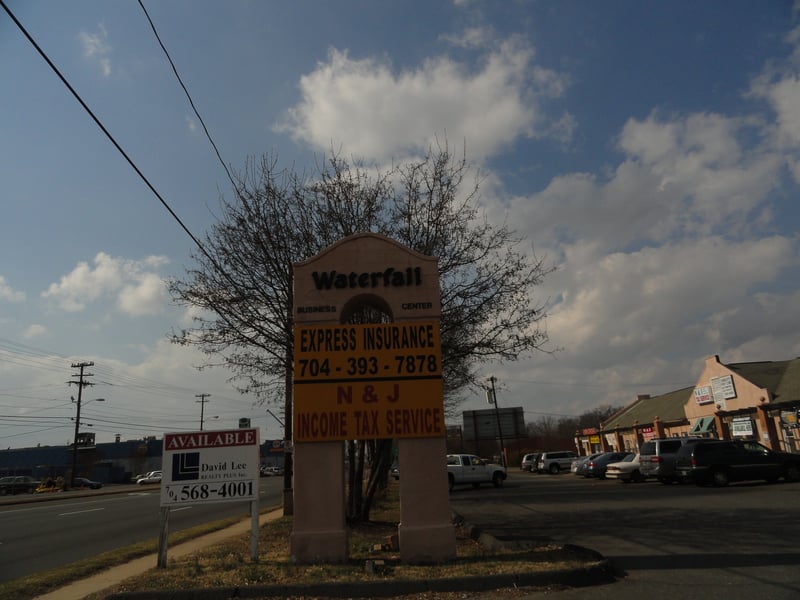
[486,376,507,467]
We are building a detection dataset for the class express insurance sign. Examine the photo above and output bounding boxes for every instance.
[293,321,444,442]
[160,428,260,507]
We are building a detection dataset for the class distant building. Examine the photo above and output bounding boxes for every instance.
[0,436,286,483]
[0,437,162,482]
[575,355,800,455]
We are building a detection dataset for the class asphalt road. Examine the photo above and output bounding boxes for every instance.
[449,471,800,599]
[0,477,284,582]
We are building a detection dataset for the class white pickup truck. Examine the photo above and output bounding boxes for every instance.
[446,454,507,491]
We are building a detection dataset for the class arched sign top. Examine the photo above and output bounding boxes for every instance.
[293,233,440,325]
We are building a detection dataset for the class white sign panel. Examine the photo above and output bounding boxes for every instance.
[711,375,736,400]
[731,418,754,438]
[710,375,736,409]
[694,386,713,405]
[160,428,260,507]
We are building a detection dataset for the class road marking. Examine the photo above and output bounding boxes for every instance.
[58,507,105,516]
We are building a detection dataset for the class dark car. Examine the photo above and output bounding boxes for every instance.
[572,452,604,477]
[73,477,103,489]
[584,452,631,479]
[675,440,800,486]
[639,437,706,483]
[0,475,40,495]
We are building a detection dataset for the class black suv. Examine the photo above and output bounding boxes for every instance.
[638,437,706,483]
[675,440,800,487]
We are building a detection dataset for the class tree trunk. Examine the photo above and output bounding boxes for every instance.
[360,439,393,522]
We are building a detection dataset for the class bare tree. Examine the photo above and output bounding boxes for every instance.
[168,143,553,521]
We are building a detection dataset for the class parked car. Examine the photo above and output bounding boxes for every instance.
[260,466,284,477]
[675,440,800,486]
[136,470,162,485]
[73,477,103,489]
[605,453,644,483]
[520,453,541,472]
[0,475,40,495]
[639,437,705,483]
[572,453,603,477]
[537,451,578,474]
[447,454,506,491]
[584,452,631,479]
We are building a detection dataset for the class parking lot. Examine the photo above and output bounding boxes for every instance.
[449,470,800,599]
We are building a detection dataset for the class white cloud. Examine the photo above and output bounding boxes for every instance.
[78,23,112,77]
[489,94,799,414]
[23,324,48,339]
[179,303,214,327]
[747,26,800,179]
[117,272,168,316]
[510,110,784,257]
[41,253,169,315]
[544,236,797,359]
[0,276,25,302]
[440,26,495,49]
[277,35,570,162]
[762,76,800,145]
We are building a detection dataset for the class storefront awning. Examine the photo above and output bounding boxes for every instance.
[690,416,716,435]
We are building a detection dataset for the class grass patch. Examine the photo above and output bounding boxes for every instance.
[89,482,603,599]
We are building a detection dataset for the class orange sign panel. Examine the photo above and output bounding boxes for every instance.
[293,322,444,442]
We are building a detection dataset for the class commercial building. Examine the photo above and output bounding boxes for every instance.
[576,355,800,455]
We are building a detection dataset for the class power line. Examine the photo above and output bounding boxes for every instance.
[0,0,211,267]
[137,0,236,190]
[1,2,293,425]
[1,0,283,380]
[502,377,695,389]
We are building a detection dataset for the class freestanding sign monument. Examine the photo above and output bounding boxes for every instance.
[291,233,456,563]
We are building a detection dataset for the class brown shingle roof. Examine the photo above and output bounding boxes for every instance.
[602,387,693,430]
[726,358,800,406]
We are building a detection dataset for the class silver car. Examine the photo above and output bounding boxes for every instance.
[537,451,578,474]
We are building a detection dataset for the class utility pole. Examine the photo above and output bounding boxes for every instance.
[68,361,94,487]
[195,393,211,430]
[486,376,507,467]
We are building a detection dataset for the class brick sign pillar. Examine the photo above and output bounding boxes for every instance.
[291,233,455,564]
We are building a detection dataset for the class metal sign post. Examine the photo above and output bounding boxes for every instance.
[157,507,169,568]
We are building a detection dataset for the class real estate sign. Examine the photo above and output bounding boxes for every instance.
[160,428,260,506]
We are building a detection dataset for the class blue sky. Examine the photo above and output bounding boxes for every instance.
[2,0,800,449]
